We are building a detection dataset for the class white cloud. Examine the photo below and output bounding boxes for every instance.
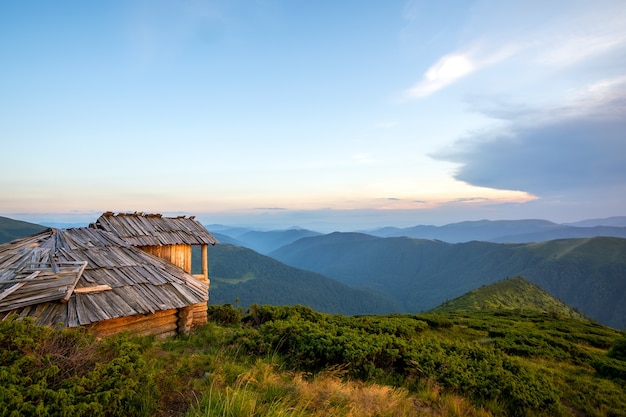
[407,53,475,98]
[404,2,626,101]
[406,44,520,99]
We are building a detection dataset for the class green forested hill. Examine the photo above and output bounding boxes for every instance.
[0,216,48,244]
[270,234,626,328]
[208,243,402,314]
[430,276,587,319]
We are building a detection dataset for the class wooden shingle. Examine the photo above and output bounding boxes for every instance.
[93,212,218,247]
[0,227,208,328]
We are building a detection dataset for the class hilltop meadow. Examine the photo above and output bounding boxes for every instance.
[2,304,625,417]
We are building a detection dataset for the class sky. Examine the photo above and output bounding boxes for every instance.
[1,0,625,232]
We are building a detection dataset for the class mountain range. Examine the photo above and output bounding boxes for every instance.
[2,215,625,329]
[207,225,322,254]
[209,217,626,252]
[366,218,626,242]
[270,233,626,329]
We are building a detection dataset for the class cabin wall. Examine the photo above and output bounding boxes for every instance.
[136,244,209,328]
[191,302,208,325]
[87,306,208,338]
[140,244,192,273]
[87,309,180,338]
[139,244,209,282]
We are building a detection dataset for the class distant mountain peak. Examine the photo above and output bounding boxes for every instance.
[430,277,586,319]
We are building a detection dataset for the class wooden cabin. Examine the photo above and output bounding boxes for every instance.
[92,212,218,325]
[0,213,218,338]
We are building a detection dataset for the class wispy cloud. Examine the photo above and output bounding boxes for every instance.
[253,207,287,211]
[405,2,626,100]
[407,53,475,98]
[538,33,626,68]
[450,197,490,203]
[406,45,519,98]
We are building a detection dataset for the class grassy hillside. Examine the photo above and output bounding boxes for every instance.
[430,276,587,319]
[208,243,402,315]
[0,216,48,244]
[270,234,626,328]
[3,307,625,416]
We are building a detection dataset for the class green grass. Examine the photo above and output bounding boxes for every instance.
[431,277,587,320]
[2,306,625,417]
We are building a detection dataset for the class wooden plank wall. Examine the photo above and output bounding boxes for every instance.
[141,244,192,274]
[87,309,179,338]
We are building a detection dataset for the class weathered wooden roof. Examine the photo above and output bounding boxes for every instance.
[0,228,208,328]
[93,212,218,247]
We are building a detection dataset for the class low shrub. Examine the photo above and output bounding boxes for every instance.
[608,337,626,361]
[0,317,157,417]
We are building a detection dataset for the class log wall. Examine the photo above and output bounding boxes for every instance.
[86,305,208,338]
[178,305,194,334]
[191,302,208,326]
[87,309,180,339]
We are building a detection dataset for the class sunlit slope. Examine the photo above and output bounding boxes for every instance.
[270,234,626,328]
[430,276,587,319]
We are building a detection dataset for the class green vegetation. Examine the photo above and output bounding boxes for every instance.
[0,216,47,244]
[270,234,626,328]
[431,276,587,320]
[2,306,625,416]
[0,318,157,416]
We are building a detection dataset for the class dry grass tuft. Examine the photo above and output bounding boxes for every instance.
[188,361,495,417]
[287,366,421,416]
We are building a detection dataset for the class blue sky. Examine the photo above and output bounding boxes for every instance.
[1,1,625,231]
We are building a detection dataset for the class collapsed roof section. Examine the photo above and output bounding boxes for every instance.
[0,227,208,327]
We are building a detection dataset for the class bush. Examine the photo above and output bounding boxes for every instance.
[0,317,157,417]
[207,303,242,326]
[592,356,626,381]
[235,306,562,416]
[608,337,626,361]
